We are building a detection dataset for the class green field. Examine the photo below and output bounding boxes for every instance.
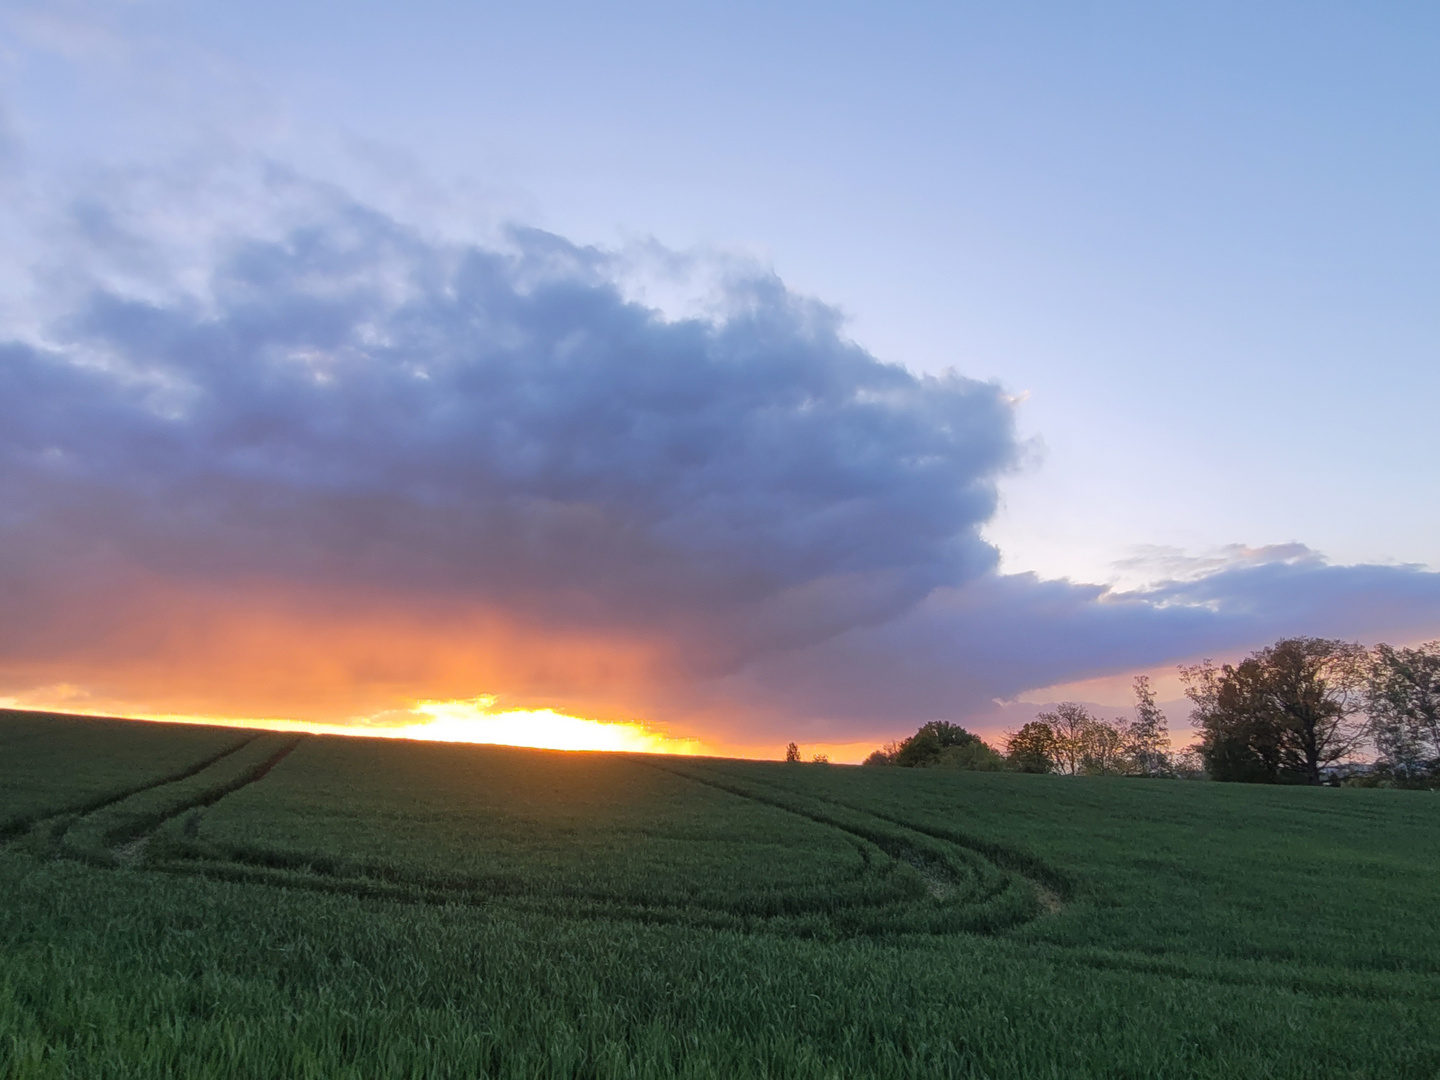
[2,709,1438,1078]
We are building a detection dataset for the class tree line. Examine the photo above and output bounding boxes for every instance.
[857,637,1440,786]
[1180,636,1440,785]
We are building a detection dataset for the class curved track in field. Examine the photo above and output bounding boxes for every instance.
[8,738,1063,938]
[5,736,301,864]
[649,761,1068,921]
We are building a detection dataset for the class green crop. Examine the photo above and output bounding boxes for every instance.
[2,709,1438,1078]
[0,712,256,847]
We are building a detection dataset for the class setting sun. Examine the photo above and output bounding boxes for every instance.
[397,698,709,753]
[1,690,713,756]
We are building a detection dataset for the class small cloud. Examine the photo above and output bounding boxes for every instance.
[1109,541,1323,590]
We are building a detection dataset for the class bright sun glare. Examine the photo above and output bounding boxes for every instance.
[0,691,711,756]
[399,698,707,754]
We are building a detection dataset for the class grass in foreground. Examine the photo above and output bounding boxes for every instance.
[2,708,1438,1078]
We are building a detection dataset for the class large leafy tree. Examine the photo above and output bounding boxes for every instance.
[1182,637,1367,784]
[1366,641,1440,779]
[1263,637,1368,783]
[1181,658,1283,783]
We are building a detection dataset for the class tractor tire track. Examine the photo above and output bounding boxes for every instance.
[101,737,305,861]
[144,755,1030,938]
[650,761,1064,923]
[0,733,264,846]
[29,735,1048,941]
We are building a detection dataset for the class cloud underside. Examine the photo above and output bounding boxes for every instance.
[3,184,1439,739]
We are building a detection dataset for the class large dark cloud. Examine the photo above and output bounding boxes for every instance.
[3,189,1439,738]
[0,198,1018,697]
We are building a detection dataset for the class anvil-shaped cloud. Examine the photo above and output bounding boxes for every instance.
[3,182,1438,744]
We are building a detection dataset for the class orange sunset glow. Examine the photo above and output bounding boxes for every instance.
[0,569,882,762]
[1,683,701,751]
[1,686,877,763]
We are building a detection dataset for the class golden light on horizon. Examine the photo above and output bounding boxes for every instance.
[3,686,886,763]
[1,688,712,756]
[0,580,878,764]
[398,697,710,754]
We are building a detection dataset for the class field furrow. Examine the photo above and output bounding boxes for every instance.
[59,735,304,865]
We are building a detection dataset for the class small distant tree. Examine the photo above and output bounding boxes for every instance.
[862,741,902,766]
[1005,721,1059,774]
[864,723,1003,770]
[933,740,1006,771]
[892,728,943,768]
[1081,720,1128,775]
[784,742,801,763]
[1366,641,1440,781]
[1124,676,1172,777]
[894,721,984,768]
[1035,703,1096,776]
[810,753,830,764]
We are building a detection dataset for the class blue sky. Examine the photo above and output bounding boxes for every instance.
[11,0,1437,583]
[1,1,1437,745]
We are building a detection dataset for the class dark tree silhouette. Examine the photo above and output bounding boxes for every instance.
[1005,721,1060,774]
[865,723,1003,770]
[1183,637,1366,784]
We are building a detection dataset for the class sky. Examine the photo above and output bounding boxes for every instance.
[1,1,1438,758]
